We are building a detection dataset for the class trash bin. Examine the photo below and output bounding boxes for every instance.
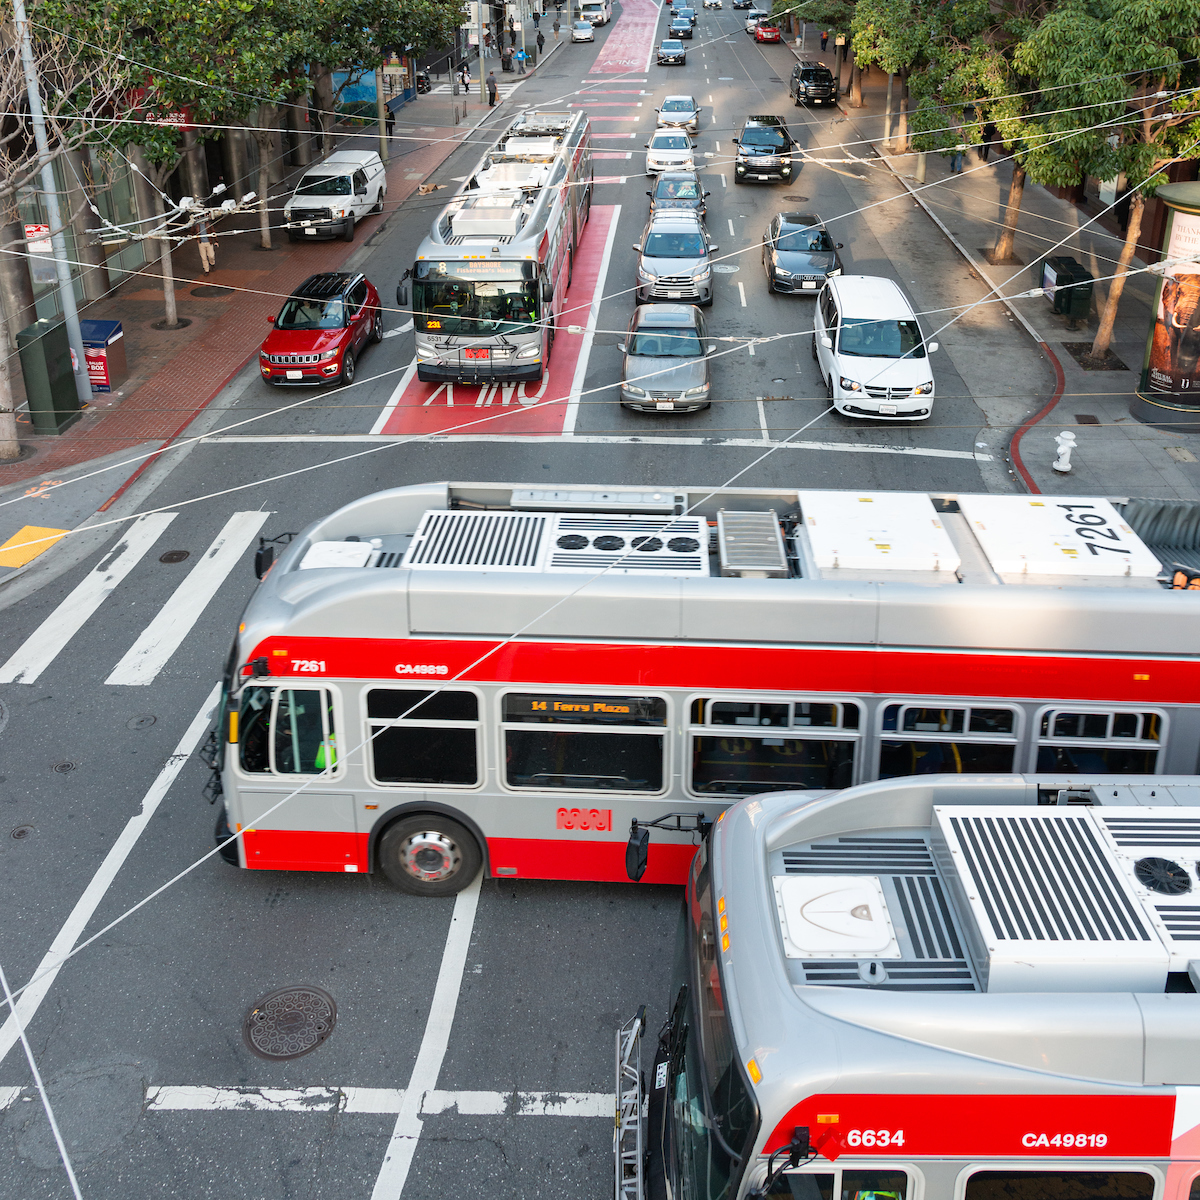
[1036,255,1094,319]
[79,319,127,394]
[16,318,82,435]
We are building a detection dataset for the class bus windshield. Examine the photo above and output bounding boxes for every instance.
[415,277,540,336]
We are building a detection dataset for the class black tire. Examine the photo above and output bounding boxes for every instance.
[341,349,356,384]
[810,333,818,360]
[825,372,834,399]
[794,93,802,107]
[370,310,384,343]
[342,216,355,242]
[372,189,385,214]
[378,815,482,896]
[734,174,744,184]
[287,230,299,242]
[215,806,239,866]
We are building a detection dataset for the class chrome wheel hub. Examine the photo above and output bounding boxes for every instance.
[400,831,462,882]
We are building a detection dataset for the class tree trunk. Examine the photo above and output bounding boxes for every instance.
[313,65,336,157]
[1091,190,1145,360]
[0,312,20,461]
[991,162,1026,262]
[252,128,273,249]
[850,53,862,108]
[153,187,179,327]
[64,150,111,301]
[896,71,910,154]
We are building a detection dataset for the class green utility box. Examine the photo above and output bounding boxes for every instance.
[1033,255,1094,320]
[16,318,82,434]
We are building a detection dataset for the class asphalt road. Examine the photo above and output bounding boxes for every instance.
[0,5,1046,1197]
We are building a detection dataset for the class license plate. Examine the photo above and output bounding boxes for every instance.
[667,291,683,299]
[286,370,303,379]
[304,227,316,235]
[801,281,817,289]
[656,401,675,410]
[464,348,490,360]
[880,404,898,415]
[758,174,771,181]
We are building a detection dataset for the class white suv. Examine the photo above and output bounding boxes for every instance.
[812,275,938,420]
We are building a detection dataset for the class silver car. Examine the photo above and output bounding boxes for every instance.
[633,212,718,306]
[656,94,702,133]
[644,129,695,174]
[620,304,716,411]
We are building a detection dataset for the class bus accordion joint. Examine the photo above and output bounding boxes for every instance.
[625,811,713,882]
[749,1126,814,1199]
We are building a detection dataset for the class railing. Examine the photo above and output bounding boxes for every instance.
[614,1006,646,1200]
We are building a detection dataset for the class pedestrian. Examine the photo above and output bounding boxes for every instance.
[515,46,527,73]
[196,216,216,274]
[487,70,498,106]
[509,27,518,45]
[532,9,540,27]
[980,121,997,163]
[553,17,561,39]
[385,106,395,139]
[484,30,495,56]
[820,29,828,50]
[460,63,471,90]
[536,29,545,53]
[508,13,515,33]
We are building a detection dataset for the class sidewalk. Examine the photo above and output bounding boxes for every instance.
[791,40,1200,500]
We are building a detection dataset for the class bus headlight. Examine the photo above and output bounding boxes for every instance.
[516,344,541,359]
[416,341,436,356]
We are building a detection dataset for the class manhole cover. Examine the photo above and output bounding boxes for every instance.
[190,285,234,298]
[781,195,810,202]
[127,715,157,730]
[243,986,337,1060]
[52,761,76,774]
[713,264,739,273]
[10,825,33,841]
[159,550,190,563]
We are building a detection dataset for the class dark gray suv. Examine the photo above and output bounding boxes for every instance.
[790,61,837,106]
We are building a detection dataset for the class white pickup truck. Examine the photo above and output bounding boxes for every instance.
[283,150,387,242]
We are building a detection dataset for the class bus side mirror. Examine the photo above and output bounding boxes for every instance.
[626,823,650,882]
[396,283,409,307]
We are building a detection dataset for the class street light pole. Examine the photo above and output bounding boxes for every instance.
[13,0,93,407]
[479,1,487,104]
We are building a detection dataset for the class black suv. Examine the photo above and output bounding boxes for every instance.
[733,114,795,184]
[790,60,837,106]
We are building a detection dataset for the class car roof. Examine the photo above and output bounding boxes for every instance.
[827,274,913,316]
[647,211,705,228]
[662,95,697,105]
[661,39,683,45]
[797,59,830,69]
[650,128,691,138]
[632,303,700,327]
[292,272,356,300]
[778,211,824,227]
[742,114,785,127]
[655,169,700,180]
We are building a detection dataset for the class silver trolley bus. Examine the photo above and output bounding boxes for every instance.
[406,110,593,384]
[208,481,1200,895]
[618,773,1200,1200]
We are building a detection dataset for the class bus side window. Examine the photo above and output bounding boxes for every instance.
[239,686,273,773]
[367,688,480,787]
[965,1171,1153,1200]
[878,704,1019,780]
[841,1172,907,1200]
[274,689,335,774]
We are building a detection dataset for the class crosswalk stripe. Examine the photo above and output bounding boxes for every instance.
[104,511,271,687]
[0,513,177,685]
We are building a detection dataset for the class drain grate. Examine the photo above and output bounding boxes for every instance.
[781,195,810,202]
[1075,414,1100,424]
[52,761,76,774]
[243,985,337,1060]
[127,715,157,730]
[10,825,33,841]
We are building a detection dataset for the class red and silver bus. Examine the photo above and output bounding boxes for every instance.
[209,481,1200,895]
[618,773,1200,1200]
[406,109,592,384]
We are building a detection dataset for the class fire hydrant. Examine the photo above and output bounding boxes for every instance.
[1052,430,1077,474]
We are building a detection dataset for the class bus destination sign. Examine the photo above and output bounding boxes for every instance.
[504,694,666,725]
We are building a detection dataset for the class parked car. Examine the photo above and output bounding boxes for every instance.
[634,212,718,306]
[571,18,595,40]
[656,94,702,132]
[743,8,769,31]
[812,275,937,420]
[733,114,795,183]
[754,20,781,41]
[762,211,843,293]
[669,16,693,38]
[259,272,382,386]
[657,38,687,65]
[647,170,710,217]
[645,129,696,173]
[790,59,837,106]
[620,304,715,412]
[283,151,386,242]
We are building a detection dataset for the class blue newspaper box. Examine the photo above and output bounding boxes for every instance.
[79,319,127,393]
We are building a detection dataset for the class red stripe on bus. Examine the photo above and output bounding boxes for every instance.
[250,637,1198,705]
[242,828,369,873]
[488,837,695,884]
[766,1093,1175,1159]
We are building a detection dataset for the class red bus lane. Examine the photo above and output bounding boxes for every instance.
[586,0,661,74]
[378,205,618,436]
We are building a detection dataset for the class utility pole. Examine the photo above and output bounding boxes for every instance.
[13,0,93,407]
[479,1,487,104]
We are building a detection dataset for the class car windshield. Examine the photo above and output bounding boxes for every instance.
[630,329,703,356]
[671,20,689,27]
[778,225,834,251]
[295,173,352,197]
[741,127,789,148]
[652,134,691,150]
[803,69,833,82]
[838,318,926,359]
[644,230,706,257]
[575,20,590,27]
[662,40,683,49]
[661,100,695,113]
[275,295,345,330]
[655,178,701,198]
[414,278,540,336]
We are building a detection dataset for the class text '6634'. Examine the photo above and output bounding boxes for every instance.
[556,808,612,831]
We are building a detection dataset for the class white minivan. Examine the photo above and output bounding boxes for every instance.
[812,275,937,420]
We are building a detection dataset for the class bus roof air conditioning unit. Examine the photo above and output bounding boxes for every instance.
[547,514,709,575]
[717,510,787,578]
[451,198,522,237]
[401,511,550,571]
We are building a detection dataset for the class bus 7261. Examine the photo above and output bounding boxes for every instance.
[619,774,1200,1200]
[404,110,592,384]
[209,480,1200,896]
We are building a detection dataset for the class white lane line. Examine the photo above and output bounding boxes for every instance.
[748,341,755,355]
[715,141,721,152]
[382,321,414,339]
[371,873,481,1200]
[370,356,418,435]
[0,513,177,685]
[105,511,272,687]
[563,202,621,435]
[201,432,991,461]
[738,281,747,307]
[0,1086,20,1109]
[0,684,220,1071]
[143,1085,613,1116]
[719,173,726,187]
[727,218,735,237]
[757,397,769,439]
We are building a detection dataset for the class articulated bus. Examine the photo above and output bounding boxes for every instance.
[617,774,1200,1200]
[209,481,1200,896]
[405,110,592,384]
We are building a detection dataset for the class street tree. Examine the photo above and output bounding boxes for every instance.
[850,0,930,151]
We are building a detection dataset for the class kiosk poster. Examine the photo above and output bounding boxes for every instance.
[1145,209,1200,397]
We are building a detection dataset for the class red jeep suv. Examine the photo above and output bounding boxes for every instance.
[259,272,382,386]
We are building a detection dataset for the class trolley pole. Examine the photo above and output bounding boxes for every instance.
[479,2,487,104]
[13,0,92,407]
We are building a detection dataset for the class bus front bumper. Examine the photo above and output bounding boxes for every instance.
[417,361,544,383]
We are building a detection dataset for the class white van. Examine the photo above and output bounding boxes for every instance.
[283,150,387,243]
[812,274,938,420]
[578,0,612,23]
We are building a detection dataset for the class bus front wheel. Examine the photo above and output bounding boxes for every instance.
[378,816,482,896]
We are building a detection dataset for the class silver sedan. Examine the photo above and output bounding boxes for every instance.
[656,94,702,133]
